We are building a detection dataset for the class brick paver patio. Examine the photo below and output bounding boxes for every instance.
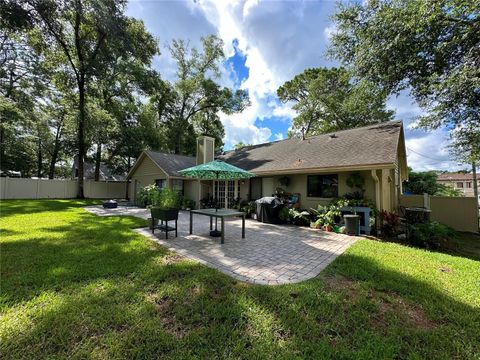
[86,206,360,285]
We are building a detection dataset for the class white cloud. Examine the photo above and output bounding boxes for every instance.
[274,133,284,141]
[193,0,335,147]
[324,24,337,42]
[127,1,458,171]
[405,129,460,171]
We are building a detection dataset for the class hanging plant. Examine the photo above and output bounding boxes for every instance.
[278,176,290,187]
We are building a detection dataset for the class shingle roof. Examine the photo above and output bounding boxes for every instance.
[218,121,403,173]
[437,173,473,181]
[145,151,196,177]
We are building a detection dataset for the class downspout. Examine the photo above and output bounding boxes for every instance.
[371,169,381,234]
[371,169,381,211]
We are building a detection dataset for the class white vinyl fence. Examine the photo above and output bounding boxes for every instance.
[0,177,129,200]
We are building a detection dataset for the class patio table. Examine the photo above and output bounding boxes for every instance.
[189,208,245,244]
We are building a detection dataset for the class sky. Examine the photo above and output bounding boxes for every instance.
[126,0,463,172]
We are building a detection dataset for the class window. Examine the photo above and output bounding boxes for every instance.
[466,182,472,188]
[307,174,338,198]
[172,179,184,195]
[456,182,464,188]
[155,179,166,188]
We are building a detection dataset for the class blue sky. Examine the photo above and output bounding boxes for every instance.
[127,0,461,171]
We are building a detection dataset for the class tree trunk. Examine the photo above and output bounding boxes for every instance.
[76,77,86,198]
[37,137,42,178]
[472,160,478,208]
[125,156,131,200]
[48,121,63,179]
[94,143,101,181]
[0,125,5,165]
[48,149,57,179]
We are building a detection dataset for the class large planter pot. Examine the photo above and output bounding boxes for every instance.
[151,207,179,221]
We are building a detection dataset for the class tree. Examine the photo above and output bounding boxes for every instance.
[192,109,225,151]
[435,184,463,197]
[403,168,462,197]
[88,18,158,179]
[234,142,251,150]
[449,125,480,205]
[158,35,249,155]
[329,0,479,133]
[277,67,393,138]
[403,170,440,195]
[0,27,45,173]
[4,0,148,197]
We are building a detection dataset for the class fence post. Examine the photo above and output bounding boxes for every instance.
[36,178,40,199]
[423,193,430,209]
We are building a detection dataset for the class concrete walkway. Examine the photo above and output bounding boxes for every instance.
[85,206,359,285]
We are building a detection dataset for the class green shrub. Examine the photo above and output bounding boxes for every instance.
[137,184,160,207]
[242,201,256,218]
[137,185,182,209]
[278,206,290,221]
[289,208,311,226]
[407,221,457,250]
[182,198,196,209]
[157,187,182,209]
[310,204,341,227]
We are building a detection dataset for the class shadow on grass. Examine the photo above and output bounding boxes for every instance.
[1,201,479,358]
[2,249,479,358]
[371,232,480,262]
[1,212,151,305]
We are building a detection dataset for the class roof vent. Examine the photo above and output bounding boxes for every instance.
[329,134,337,139]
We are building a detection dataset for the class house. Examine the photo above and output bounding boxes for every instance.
[71,156,126,181]
[437,172,476,197]
[127,121,408,212]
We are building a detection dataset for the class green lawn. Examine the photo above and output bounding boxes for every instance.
[1,200,479,359]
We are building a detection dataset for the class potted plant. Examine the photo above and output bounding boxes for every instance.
[182,198,196,211]
[242,201,256,219]
[278,206,290,223]
[289,208,311,226]
[150,187,181,236]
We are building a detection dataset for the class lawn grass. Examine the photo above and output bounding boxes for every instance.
[1,200,479,359]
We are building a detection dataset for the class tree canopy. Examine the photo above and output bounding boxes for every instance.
[0,1,247,197]
[403,169,462,197]
[329,0,479,132]
[277,67,393,137]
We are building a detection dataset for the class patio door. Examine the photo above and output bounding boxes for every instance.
[214,180,240,208]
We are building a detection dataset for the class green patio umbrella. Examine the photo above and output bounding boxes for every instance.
[178,160,255,180]
[179,160,255,237]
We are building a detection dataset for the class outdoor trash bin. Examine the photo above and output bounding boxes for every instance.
[344,214,360,236]
[255,197,284,224]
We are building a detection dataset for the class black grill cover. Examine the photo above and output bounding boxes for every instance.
[255,197,284,224]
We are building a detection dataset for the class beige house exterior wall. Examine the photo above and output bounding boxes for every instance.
[238,169,382,210]
[129,155,168,200]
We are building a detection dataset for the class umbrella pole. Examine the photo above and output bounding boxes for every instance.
[210,172,221,237]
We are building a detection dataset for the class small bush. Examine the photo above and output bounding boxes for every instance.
[137,185,182,209]
[379,210,400,238]
[407,221,457,250]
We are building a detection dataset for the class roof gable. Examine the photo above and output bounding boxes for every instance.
[127,151,196,179]
[218,121,403,173]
